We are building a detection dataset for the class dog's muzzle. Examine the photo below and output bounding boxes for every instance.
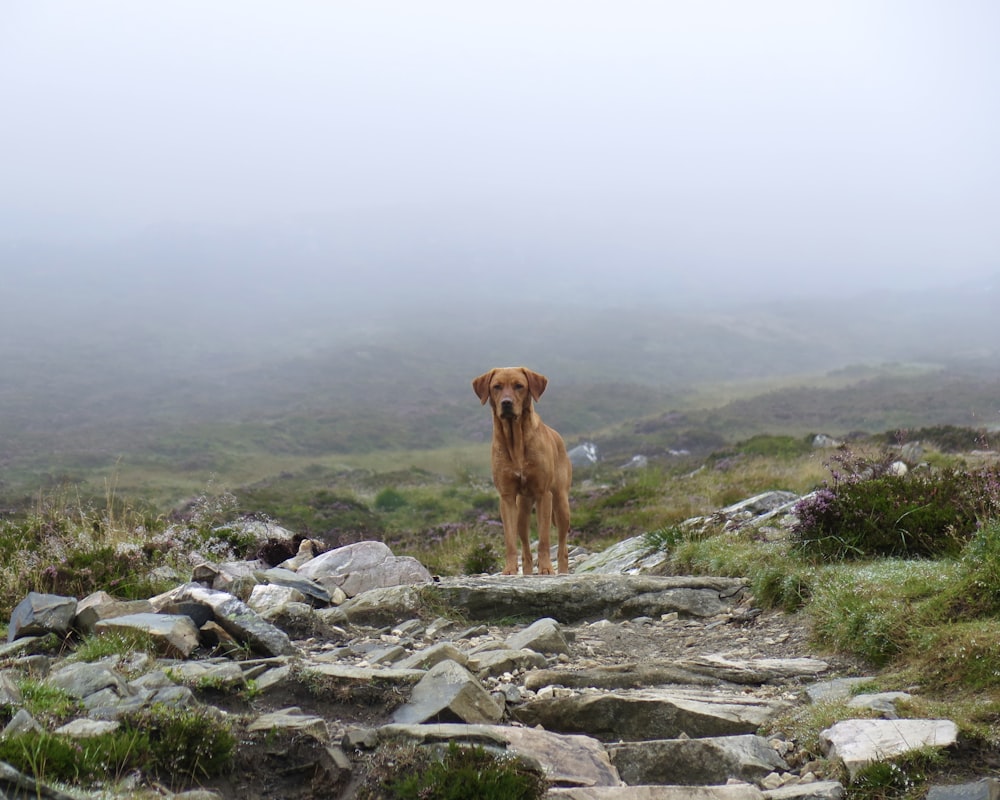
[500,399,517,418]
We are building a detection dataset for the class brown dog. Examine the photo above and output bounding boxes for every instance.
[472,367,572,575]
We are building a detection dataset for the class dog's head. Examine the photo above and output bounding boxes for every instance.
[472,367,548,420]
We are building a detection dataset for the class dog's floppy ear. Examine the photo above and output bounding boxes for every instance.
[472,370,495,405]
[522,368,548,402]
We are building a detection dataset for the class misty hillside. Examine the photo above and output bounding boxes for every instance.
[2,250,998,491]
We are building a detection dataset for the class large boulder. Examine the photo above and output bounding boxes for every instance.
[296,541,432,597]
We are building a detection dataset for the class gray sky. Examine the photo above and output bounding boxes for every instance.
[2,1,999,300]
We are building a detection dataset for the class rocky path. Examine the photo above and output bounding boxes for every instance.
[0,517,981,799]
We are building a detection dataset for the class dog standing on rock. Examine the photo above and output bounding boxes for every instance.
[472,367,572,575]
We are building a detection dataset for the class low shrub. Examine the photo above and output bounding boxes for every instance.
[463,539,501,575]
[791,451,997,561]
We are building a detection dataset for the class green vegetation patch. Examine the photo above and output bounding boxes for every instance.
[358,742,546,800]
[0,705,234,790]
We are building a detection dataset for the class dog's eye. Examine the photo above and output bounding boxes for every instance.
[514,383,525,391]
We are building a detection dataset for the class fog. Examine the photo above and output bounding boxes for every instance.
[3,0,999,318]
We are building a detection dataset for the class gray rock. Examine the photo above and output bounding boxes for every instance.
[506,617,570,654]
[297,540,432,597]
[94,612,201,658]
[247,582,307,611]
[568,442,599,467]
[378,722,621,787]
[764,782,845,799]
[803,677,874,704]
[154,584,296,656]
[53,718,121,737]
[821,719,959,778]
[248,706,329,741]
[575,536,671,575]
[337,584,427,626]
[546,785,766,799]
[259,567,331,606]
[75,591,155,634]
[429,574,746,623]
[3,708,43,737]
[846,691,912,719]
[469,648,548,678]
[392,659,503,725]
[926,778,1000,799]
[397,642,468,671]
[0,759,81,800]
[673,654,829,685]
[608,734,789,785]
[515,687,789,742]
[46,660,129,699]
[8,592,78,642]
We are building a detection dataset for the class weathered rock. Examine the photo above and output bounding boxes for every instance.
[54,718,121,737]
[3,708,43,737]
[0,759,81,800]
[506,617,570,654]
[803,677,874,704]
[248,706,329,741]
[154,584,297,656]
[259,567,331,606]
[296,540,432,597]
[94,612,201,658]
[75,591,155,634]
[392,659,503,725]
[608,734,789,785]
[248,582,307,611]
[8,592,77,642]
[277,538,320,571]
[515,687,789,742]
[765,782,845,799]
[469,648,548,678]
[926,778,1000,799]
[673,654,829,685]
[568,442,599,467]
[821,719,959,778]
[429,574,746,623]
[397,642,468,671]
[169,661,247,691]
[526,663,732,691]
[378,722,621,788]
[46,660,130,699]
[336,584,426,626]
[546,785,766,799]
[297,662,425,701]
[846,691,912,719]
[575,535,671,575]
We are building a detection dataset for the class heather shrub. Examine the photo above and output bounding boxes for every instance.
[791,451,997,561]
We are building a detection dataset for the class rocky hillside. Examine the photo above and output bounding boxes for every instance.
[0,494,992,799]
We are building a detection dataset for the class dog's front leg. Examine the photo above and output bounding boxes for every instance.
[499,495,521,575]
[516,495,534,575]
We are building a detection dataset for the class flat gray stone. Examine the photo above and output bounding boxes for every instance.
[821,719,959,778]
[515,687,789,742]
[8,593,77,642]
[378,723,620,788]
[94,612,201,658]
[608,734,789,785]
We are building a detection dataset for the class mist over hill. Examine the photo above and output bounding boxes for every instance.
[2,230,998,487]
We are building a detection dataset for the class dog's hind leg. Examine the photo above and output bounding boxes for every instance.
[554,491,571,574]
